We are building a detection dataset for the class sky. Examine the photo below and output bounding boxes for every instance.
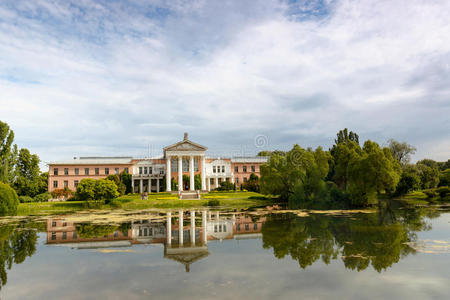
[0,0,449,165]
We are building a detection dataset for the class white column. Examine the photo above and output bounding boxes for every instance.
[201,156,206,191]
[166,157,171,192]
[207,177,210,192]
[179,210,183,246]
[167,212,172,246]
[215,177,218,189]
[190,210,195,246]
[231,174,235,184]
[148,178,151,193]
[215,211,219,220]
[202,210,207,245]
[189,156,195,191]
[140,179,143,194]
[157,178,160,193]
[131,178,135,193]
[178,156,183,192]
[208,211,212,221]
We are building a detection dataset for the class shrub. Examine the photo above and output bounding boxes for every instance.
[75,179,96,200]
[19,195,33,203]
[204,199,220,206]
[217,181,235,191]
[94,179,119,200]
[34,192,51,202]
[0,182,19,216]
[51,188,72,200]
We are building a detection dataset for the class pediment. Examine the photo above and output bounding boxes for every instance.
[164,140,207,152]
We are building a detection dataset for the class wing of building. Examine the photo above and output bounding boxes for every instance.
[47,133,269,193]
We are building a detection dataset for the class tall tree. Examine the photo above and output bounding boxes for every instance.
[0,121,14,183]
[13,148,42,197]
[387,139,416,165]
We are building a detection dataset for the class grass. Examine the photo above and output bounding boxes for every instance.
[16,191,275,216]
[392,190,434,206]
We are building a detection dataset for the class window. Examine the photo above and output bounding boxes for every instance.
[105,168,109,175]
[237,224,240,231]
[245,224,249,231]
[251,165,255,172]
[243,166,247,173]
[139,167,142,175]
[160,169,164,175]
[149,167,152,175]
[194,158,199,171]
[223,225,227,232]
[64,181,68,188]
[243,177,247,182]
[84,168,89,175]
[74,180,79,188]
[235,166,239,173]
[236,178,239,184]
[210,178,214,184]
[53,181,58,188]
[124,167,129,173]
[213,166,216,173]
[219,225,222,232]
[222,166,225,173]
[63,222,67,227]
[62,232,67,240]
[53,168,58,176]
[254,223,258,230]
[95,168,99,175]
[73,232,77,239]
[171,159,178,172]
[214,225,217,233]
[64,168,69,175]
[75,168,79,175]
[51,232,56,240]
[182,158,189,172]
[52,221,56,227]
[115,168,119,175]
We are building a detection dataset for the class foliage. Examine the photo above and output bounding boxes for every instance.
[75,179,96,200]
[171,177,178,191]
[0,182,19,216]
[106,174,126,195]
[75,224,118,239]
[241,173,260,192]
[387,139,416,165]
[18,196,33,203]
[51,188,72,200]
[416,160,440,189]
[395,165,421,196]
[119,170,132,194]
[204,199,220,206]
[13,148,46,197]
[438,169,450,187]
[33,192,51,202]
[217,181,235,191]
[194,174,201,190]
[94,179,119,200]
[0,121,14,184]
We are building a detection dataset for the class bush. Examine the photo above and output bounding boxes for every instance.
[19,195,33,203]
[51,188,72,200]
[34,192,51,202]
[76,179,96,200]
[204,199,220,206]
[0,182,19,216]
[216,181,235,191]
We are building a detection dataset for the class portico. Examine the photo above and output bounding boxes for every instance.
[164,133,207,192]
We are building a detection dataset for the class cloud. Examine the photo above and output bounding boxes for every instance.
[0,0,449,164]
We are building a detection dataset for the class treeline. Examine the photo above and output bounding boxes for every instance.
[0,120,49,214]
[260,129,449,208]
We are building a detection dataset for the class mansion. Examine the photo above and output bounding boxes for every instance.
[47,133,268,193]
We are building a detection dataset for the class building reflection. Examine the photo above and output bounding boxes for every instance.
[46,210,265,272]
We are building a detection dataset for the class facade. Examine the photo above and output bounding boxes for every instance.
[48,133,268,193]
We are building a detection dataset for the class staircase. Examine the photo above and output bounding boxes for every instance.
[178,191,201,200]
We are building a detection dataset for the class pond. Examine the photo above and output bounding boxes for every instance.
[0,206,449,299]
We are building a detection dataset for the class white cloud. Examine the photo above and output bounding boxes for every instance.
[0,0,449,163]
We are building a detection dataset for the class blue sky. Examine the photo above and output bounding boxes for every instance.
[0,0,449,165]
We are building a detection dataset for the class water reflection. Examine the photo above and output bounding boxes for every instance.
[0,206,447,293]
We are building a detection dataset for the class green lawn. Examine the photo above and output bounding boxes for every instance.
[16,191,275,216]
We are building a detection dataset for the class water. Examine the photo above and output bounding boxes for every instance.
[0,207,449,299]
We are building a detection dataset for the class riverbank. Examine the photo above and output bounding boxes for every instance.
[16,191,275,216]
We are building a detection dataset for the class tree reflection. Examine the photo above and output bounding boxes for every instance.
[262,208,437,272]
[0,225,38,289]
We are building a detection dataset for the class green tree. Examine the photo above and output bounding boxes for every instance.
[416,160,440,189]
[119,170,132,194]
[395,165,421,195]
[241,173,260,192]
[75,178,96,200]
[94,179,119,200]
[0,121,15,184]
[0,182,19,216]
[13,148,42,197]
[439,169,450,187]
[387,139,416,165]
[106,174,126,195]
[194,174,201,190]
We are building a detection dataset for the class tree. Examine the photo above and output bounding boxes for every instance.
[0,182,19,216]
[106,174,126,195]
[119,171,132,194]
[387,139,416,165]
[416,160,440,189]
[347,141,401,206]
[94,179,119,200]
[439,169,450,187]
[75,179,96,200]
[194,174,201,190]
[0,121,15,184]
[334,128,359,146]
[241,173,260,192]
[395,165,421,195]
[13,148,42,197]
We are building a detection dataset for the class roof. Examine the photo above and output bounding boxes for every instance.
[231,156,269,163]
[164,133,207,154]
[49,157,134,165]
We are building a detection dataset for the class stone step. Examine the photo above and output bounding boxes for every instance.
[178,191,201,200]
